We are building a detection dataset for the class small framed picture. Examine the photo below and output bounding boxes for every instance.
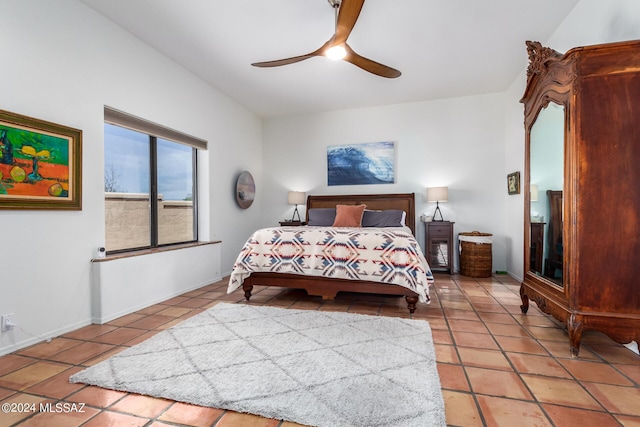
[507,171,521,195]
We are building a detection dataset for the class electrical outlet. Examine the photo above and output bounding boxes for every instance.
[1,314,15,332]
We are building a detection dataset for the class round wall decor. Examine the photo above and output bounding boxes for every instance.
[235,171,255,209]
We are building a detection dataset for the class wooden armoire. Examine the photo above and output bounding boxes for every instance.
[520,40,640,357]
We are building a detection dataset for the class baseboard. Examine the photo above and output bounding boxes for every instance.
[0,318,92,357]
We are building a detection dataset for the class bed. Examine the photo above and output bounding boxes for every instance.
[227,193,434,313]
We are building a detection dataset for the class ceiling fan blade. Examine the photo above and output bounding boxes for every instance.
[252,40,333,68]
[333,0,365,45]
[251,51,319,68]
[343,44,401,78]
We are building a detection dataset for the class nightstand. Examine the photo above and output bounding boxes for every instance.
[279,221,306,226]
[424,221,454,274]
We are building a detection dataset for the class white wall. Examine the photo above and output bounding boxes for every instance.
[502,0,640,279]
[261,94,509,273]
[0,0,263,355]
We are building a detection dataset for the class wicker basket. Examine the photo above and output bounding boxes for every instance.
[459,231,493,278]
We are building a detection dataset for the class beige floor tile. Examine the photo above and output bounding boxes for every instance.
[448,319,490,334]
[476,310,514,321]
[0,393,50,427]
[108,394,172,418]
[457,347,513,371]
[466,367,532,400]
[91,327,148,345]
[24,366,84,399]
[154,306,194,318]
[614,414,640,426]
[452,331,500,350]
[16,338,83,359]
[485,322,531,337]
[62,324,118,340]
[559,359,634,386]
[48,342,115,365]
[175,297,212,308]
[494,335,548,355]
[583,382,640,416]
[434,344,459,364]
[442,390,483,427]
[126,315,175,330]
[66,386,126,408]
[0,355,36,377]
[81,346,127,366]
[588,343,640,365]
[437,363,470,392]
[106,313,146,327]
[521,374,603,410]
[538,339,599,360]
[478,395,551,427]
[0,361,70,391]
[506,352,571,378]
[615,363,640,384]
[17,405,100,427]
[524,325,570,341]
[158,402,224,427]
[443,308,480,320]
[542,403,620,427]
[214,411,280,427]
[431,329,454,345]
[81,410,146,427]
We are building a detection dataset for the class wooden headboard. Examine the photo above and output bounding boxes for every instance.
[305,193,416,235]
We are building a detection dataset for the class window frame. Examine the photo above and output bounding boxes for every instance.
[104,107,205,254]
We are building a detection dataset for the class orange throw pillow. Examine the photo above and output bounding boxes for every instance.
[332,204,366,227]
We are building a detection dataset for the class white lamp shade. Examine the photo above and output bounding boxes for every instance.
[530,185,539,202]
[287,191,306,205]
[427,187,448,202]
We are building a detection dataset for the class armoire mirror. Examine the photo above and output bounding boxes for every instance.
[528,102,564,286]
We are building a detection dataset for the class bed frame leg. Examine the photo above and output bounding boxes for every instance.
[243,283,253,301]
[405,295,418,313]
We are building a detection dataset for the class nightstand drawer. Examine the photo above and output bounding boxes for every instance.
[428,225,451,237]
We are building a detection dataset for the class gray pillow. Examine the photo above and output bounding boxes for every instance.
[307,208,336,226]
[362,210,405,227]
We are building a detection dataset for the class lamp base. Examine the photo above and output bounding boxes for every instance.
[291,205,301,222]
[433,203,444,222]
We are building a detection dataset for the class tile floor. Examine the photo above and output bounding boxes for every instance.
[1,273,639,427]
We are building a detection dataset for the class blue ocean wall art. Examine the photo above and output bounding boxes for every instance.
[327,141,395,186]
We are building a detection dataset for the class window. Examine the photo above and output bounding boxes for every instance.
[103,107,205,253]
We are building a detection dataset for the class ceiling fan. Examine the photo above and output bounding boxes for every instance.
[251,0,401,78]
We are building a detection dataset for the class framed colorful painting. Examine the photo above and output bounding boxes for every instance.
[0,109,82,210]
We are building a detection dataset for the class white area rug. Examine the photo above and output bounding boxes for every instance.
[71,303,445,427]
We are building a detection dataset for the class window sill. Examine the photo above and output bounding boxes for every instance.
[92,240,221,262]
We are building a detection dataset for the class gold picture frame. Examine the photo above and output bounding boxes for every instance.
[507,171,520,195]
[0,109,82,210]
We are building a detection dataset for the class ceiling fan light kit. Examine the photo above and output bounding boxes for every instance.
[325,45,347,60]
[251,0,401,78]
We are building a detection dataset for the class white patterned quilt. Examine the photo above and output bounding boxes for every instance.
[228,226,434,303]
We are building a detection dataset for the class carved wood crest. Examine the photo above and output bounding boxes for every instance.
[521,41,576,125]
[525,41,563,83]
